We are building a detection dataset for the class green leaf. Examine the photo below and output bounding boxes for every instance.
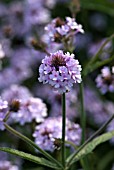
[83,34,114,76]
[66,131,114,166]
[83,55,114,76]
[80,0,114,17]
[0,147,61,169]
[4,123,63,169]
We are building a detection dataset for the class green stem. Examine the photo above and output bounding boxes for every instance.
[62,93,66,168]
[66,113,114,167]
[4,123,63,169]
[83,54,114,76]
[79,82,86,144]
[83,34,114,76]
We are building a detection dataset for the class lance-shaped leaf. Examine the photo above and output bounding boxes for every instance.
[66,131,114,167]
[83,55,114,76]
[4,123,63,169]
[0,147,61,169]
[83,34,114,77]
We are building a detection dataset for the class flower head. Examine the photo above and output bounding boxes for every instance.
[45,17,84,43]
[95,66,114,94]
[38,50,82,93]
[11,97,47,125]
[33,117,81,152]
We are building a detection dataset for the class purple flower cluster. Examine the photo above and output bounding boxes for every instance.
[33,117,81,152]
[0,97,8,130]
[0,160,19,170]
[84,87,114,125]
[1,84,32,103]
[11,97,47,125]
[96,66,114,94]
[38,50,82,93]
[24,0,51,29]
[1,85,47,126]
[45,17,84,42]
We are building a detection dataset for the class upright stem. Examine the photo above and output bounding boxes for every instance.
[62,93,66,168]
[79,82,86,144]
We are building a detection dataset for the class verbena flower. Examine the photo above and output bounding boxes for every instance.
[0,160,19,170]
[45,17,84,43]
[1,85,47,125]
[38,50,82,93]
[11,97,47,125]
[1,84,32,103]
[95,66,114,94]
[0,97,8,130]
[24,0,50,28]
[33,117,81,152]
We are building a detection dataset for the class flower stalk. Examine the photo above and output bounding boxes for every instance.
[62,93,66,168]
[79,82,86,144]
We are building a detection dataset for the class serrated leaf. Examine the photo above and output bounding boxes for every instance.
[0,147,61,169]
[66,131,114,166]
[80,0,114,16]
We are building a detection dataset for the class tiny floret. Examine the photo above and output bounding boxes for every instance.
[38,50,82,93]
[45,17,84,43]
[0,97,8,130]
[33,117,81,152]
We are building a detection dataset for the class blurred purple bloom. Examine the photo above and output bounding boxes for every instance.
[33,117,81,152]
[90,13,107,31]
[0,160,19,170]
[0,64,32,89]
[38,50,82,93]
[0,3,8,17]
[96,66,114,94]
[0,43,5,59]
[11,97,47,125]
[84,87,114,125]
[88,39,113,60]
[35,84,79,119]
[0,97,8,130]
[24,0,50,29]
[1,84,32,103]
[112,165,114,170]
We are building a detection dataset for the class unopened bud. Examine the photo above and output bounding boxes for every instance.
[70,0,80,17]
[30,38,47,52]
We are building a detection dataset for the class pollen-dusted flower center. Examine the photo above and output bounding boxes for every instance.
[51,55,66,70]
[55,17,65,27]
